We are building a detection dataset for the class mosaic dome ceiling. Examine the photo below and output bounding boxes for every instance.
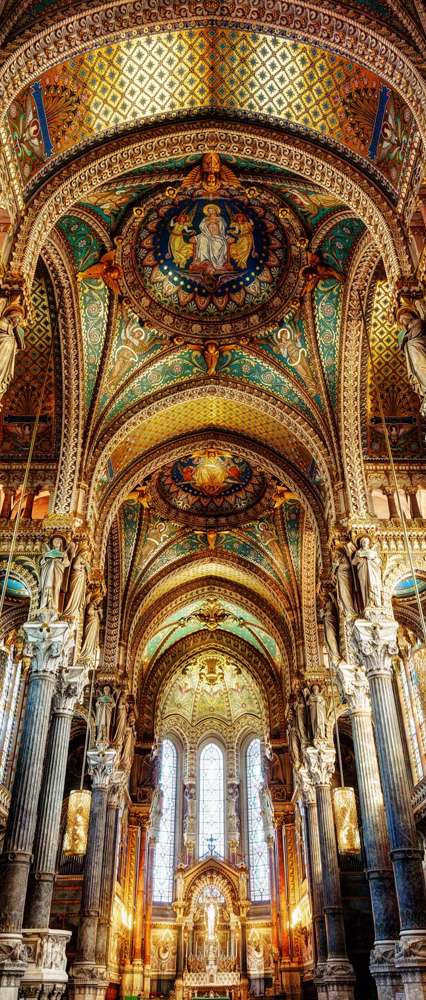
[153,449,273,528]
[119,155,301,342]
[158,653,265,729]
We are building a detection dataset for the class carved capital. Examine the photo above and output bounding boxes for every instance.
[336,659,370,714]
[296,765,316,805]
[52,664,88,715]
[352,619,398,680]
[23,621,71,681]
[303,744,335,786]
[87,747,116,789]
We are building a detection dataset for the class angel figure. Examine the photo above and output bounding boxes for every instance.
[352,536,383,612]
[125,484,152,508]
[95,684,116,744]
[0,293,26,401]
[79,592,102,661]
[396,295,426,400]
[297,251,344,310]
[331,538,358,617]
[308,684,327,742]
[77,249,122,297]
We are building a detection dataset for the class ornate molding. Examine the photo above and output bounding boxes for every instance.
[87,746,116,788]
[352,618,398,679]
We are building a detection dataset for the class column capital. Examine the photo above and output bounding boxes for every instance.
[52,664,88,716]
[296,765,316,805]
[336,658,370,714]
[303,743,335,786]
[23,620,72,680]
[87,746,116,789]
[353,618,398,679]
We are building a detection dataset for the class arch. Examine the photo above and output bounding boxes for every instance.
[9,123,411,285]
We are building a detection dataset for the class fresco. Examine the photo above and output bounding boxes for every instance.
[7,29,416,193]
[158,451,266,517]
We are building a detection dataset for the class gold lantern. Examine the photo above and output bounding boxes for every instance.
[63,789,91,855]
[332,787,361,854]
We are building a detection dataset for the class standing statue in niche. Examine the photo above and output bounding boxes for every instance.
[0,291,26,402]
[331,539,358,617]
[352,536,383,612]
[319,585,341,665]
[308,684,327,742]
[79,591,103,661]
[63,540,91,620]
[95,684,115,744]
[396,294,426,403]
[286,694,302,768]
[259,784,274,841]
[39,536,70,614]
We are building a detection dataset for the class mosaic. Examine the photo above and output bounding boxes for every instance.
[119,159,298,341]
[157,451,267,518]
[7,28,415,192]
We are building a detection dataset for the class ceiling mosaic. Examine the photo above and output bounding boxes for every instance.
[0,267,62,461]
[366,280,426,460]
[159,654,265,728]
[7,28,416,194]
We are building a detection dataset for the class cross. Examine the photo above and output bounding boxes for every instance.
[207,835,216,855]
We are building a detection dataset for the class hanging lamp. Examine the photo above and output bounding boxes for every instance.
[63,664,96,855]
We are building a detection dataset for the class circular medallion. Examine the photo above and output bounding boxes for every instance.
[155,450,269,525]
[119,187,300,342]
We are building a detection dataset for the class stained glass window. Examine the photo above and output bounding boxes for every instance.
[247,738,270,901]
[152,738,177,903]
[198,742,225,858]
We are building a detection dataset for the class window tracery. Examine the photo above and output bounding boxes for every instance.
[198,741,225,859]
[246,738,270,902]
[152,738,177,903]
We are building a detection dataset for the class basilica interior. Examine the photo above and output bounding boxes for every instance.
[1,3,426,1000]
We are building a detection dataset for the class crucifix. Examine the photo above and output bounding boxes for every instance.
[207,834,216,855]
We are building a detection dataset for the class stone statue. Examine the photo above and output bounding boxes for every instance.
[63,540,90,619]
[331,540,358,617]
[119,705,137,774]
[295,689,308,746]
[352,536,383,612]
[259,784,274,841]
[113,694,128,750]
[227,782,240,841]
[286,696,302,768]
[308,684,327,742]
[79,593,102,661]
[396,296,426,402]
[39,536,70,614]
[0,291,26,401]
[320,587,341,665]
[94,684,115,744]
[149,784,164,840]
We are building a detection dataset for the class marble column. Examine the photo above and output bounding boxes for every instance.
[143,834,155,996]
[131,807,148,994]
[0,621,70,1000]
[25,664,86,928]
[354,619,426,999]
[95,773,123,967]
[336,657,402,997]
[304,744,355,1000]
[71,744,116,1000]
[275,817,291,964]
[297,768,327,977]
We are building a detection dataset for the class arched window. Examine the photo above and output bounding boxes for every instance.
[246,738,270,901]
[152,738,177,903]
[198,742,225,858]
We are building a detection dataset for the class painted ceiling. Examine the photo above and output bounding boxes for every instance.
[159,654,265,729]
[7,29,416,195]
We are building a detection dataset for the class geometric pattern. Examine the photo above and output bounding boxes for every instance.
[366,280,425,459]
[9,28,414,191]
[78,278,109,412]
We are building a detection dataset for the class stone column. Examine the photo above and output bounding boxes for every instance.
[131,807,148,994]
[305,744,355,1000]
[336,657,402,997]
[354,619,426,999]
[71,744,116,1000]
[267,835,280,977]
[0,621,70,1000]
[24,663,86,928]
[275,816,291,964]
[143,834,155,996]
[297,768,327,977]
[95,773,123,967]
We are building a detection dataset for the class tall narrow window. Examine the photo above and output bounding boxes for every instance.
[247,738,270,901]
[152,738,177,903]
[198,742,225,858]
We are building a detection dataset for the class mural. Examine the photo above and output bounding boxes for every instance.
[157,451,266,517]
[7,29,416,193]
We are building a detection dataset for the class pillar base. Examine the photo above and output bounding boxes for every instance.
[369,940,403,999]
[69,961,107,1000]
[131,958,144,993]
[20,928,71,999]
[281,964,302,998]
[395,930,426,1000]
[0,931,27,1000]
[320,958,355,1000]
